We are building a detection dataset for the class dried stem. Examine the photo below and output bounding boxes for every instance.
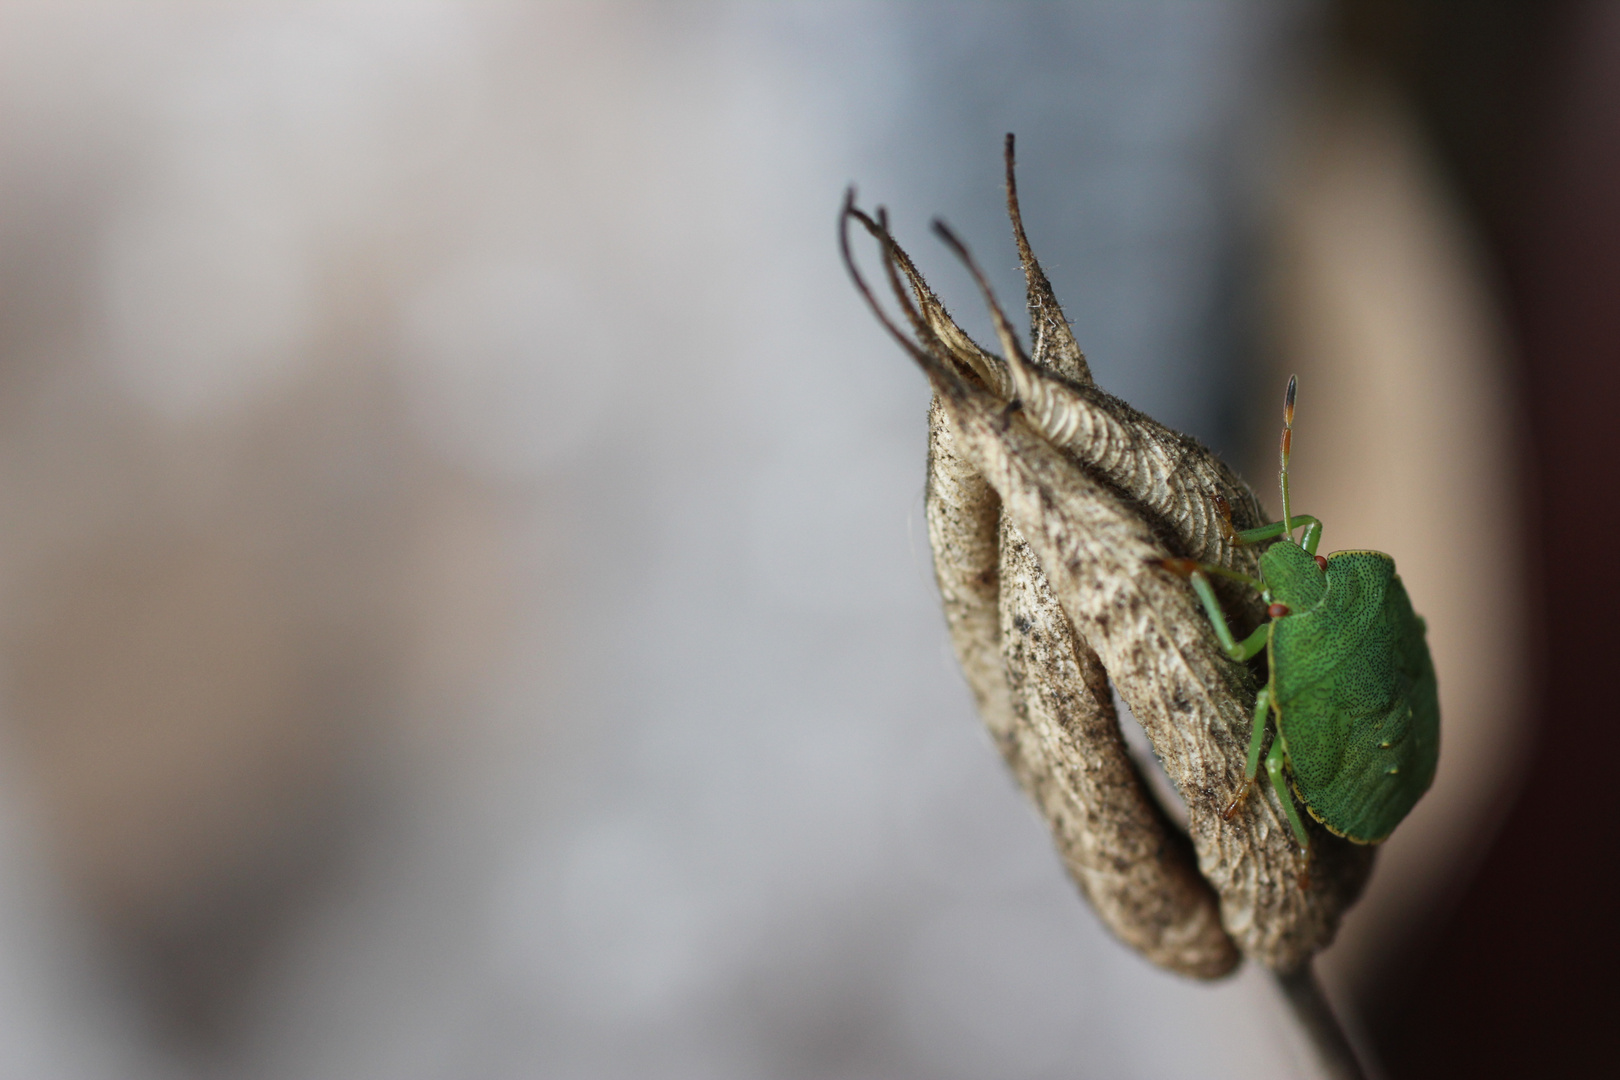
[1276,963,1372,1080]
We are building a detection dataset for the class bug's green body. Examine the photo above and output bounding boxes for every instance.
[1259,539,1439,844]
[1170,375,1440,855]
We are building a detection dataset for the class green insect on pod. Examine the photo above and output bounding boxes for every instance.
[1159,376,1440,858]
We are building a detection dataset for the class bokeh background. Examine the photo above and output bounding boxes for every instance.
[0,3,1608,1077]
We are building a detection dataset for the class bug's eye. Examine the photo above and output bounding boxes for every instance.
[1267,603,1290,618]
[1314,555,1328,571]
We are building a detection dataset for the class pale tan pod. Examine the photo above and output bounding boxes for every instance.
[843,159,1375,974]
[1003,353,1266,576]
[934,373,1373,971]
[999,518,1238,977]
[924,398,1014,744]
[928,394,1239,977]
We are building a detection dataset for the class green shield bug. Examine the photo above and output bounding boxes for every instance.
[1159,376,1439,860]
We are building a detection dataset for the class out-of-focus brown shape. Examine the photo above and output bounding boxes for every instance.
[0,370,515,1046]
[1263,67,1529,1022]
[1313,1,1617,1074]
[0,167,517,1047]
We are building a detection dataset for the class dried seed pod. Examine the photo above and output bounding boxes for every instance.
[930,201,1267,583]
[842,137,1374,974]
[924,396,1011,741]
[938,369,1372,971]
[999,517,1237,977]
[929,396,1237,976]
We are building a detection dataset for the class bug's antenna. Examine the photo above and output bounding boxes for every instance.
[1279,374,1297,541]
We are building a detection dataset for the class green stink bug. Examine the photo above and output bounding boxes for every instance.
[1160,376,1439,854]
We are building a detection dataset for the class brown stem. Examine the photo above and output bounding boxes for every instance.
[1275,963,1374,1080]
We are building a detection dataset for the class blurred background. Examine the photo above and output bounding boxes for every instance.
[0,2,1608,1077]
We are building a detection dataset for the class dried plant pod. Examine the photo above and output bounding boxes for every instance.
[999,518,1238,976]
[925,397,1013,742]
[928,211,1268,598]
[943,367,1371,971]
[929,398,1236,976]
[842,137,1375,974]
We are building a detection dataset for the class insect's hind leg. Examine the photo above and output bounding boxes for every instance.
[1222,687,1272,820]
[1265,740,1313,853]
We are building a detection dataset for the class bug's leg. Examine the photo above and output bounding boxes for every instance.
[1265,739,1313,854]
[1221,686,1271,820]
[1229,514,1322,549]
[1213,492,1241,544]
[1298,517,1323,555]
[1155,560,1268,661]
[1181,566,1269,663]
[1214,494,1320,551]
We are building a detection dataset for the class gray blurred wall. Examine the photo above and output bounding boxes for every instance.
[0,5,1333,1078]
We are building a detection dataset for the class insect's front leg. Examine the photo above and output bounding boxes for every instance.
[1156,560,1268,661]
[1230,515,1324,554]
